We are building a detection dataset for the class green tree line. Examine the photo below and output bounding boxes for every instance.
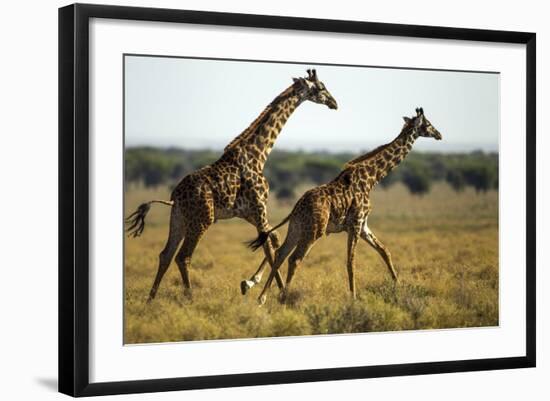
[125,147,498,198]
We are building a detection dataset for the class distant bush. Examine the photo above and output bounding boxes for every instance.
[302,159,341,185]
[462,164,497,193]
[125,147,217,188]
[446,169,466,192]
[379,169,400,189]
[124,146,498,195]
[275,186,296,202]
[402,164,432,195]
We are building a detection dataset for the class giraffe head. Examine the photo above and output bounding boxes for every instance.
[403,108,442,140]
[292,69,338,110]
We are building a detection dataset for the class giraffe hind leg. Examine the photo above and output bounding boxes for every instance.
[241,232,281,295]
[261,235,286,290]
[257,227,300,305]
[174,228,206,300]
[280,237,316,303]
[241,206,285,294]
[262,230,285,291]
[147,208,185,303]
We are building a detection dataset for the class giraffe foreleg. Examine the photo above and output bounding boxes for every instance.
[241,257,268,295]
[346,230,360,300]
[361,224,399,282]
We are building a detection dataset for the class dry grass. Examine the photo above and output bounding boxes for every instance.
[124,183,498,343]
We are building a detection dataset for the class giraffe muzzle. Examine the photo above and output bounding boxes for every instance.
[327,99,338,110]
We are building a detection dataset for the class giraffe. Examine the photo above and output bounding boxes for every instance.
[126,69,338,302]
[247,108,442,305]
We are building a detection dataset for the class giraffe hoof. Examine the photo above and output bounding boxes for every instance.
[183,288,193,300]
[279,292,287,304]
[240,280,254,295]
[258,295,267,306]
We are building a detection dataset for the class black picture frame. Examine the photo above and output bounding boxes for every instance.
[58,3,536,397]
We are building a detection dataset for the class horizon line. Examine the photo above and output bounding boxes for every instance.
[124,144,499,155]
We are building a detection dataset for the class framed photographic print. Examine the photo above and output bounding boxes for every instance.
[58,3,536,397]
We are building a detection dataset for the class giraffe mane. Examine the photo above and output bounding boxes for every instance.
[343,121,415,168]
[343,143,393,168]
[224,85,295,152]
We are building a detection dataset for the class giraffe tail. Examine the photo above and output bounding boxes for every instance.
[125,199,174,238]
[246,231,271,252]
[246,212,292,252]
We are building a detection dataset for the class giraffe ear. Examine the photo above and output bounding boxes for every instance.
[403,116,412,123]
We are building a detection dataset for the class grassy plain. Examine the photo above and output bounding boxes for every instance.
[124,183,498,344]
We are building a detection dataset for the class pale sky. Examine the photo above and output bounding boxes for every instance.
[124,55,499,153]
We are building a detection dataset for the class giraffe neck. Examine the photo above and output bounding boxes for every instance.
[352,126,419,190]
[224,85,302,171]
